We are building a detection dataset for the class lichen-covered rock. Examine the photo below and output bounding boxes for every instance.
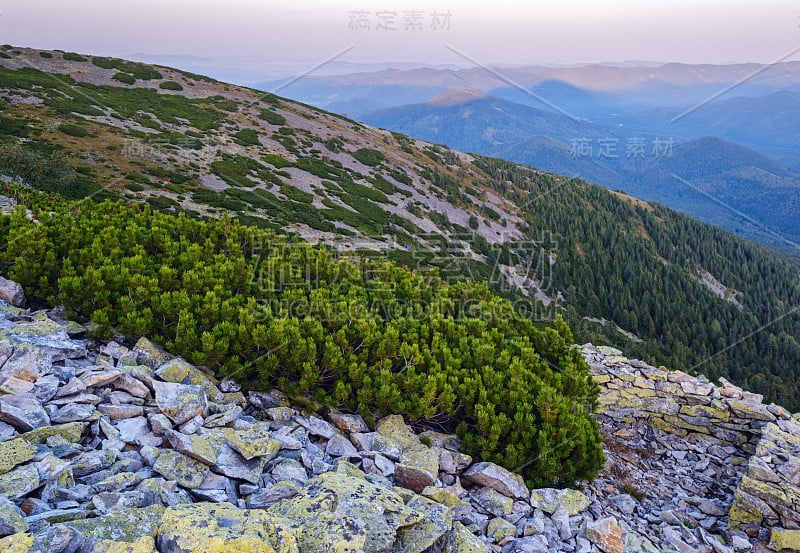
[441,522,492,553]
[769,529,800,552]
[394,446,438,493]
[393,495,454,553]
[529,488,591,516]
[0,532,33,553]
[373,415,438,493]
[151,449,209,489]
[463,462,529,500]
[0,463,39,499]
[91,536,157,553]
[486,517,516,543]
[21,422,86,444]
[71,449,117,477]
[268,472,421,553]
[68,505,165,542]
[0,438,35,474]
[131,337,172,369]
[472,486,514,517]
[156,502,298,553]
[224,423,281,461]
[151,381,207,425]
[0,496,28,536]
[155,358,224,403]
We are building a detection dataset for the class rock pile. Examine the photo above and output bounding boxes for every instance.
[585,344,800,553]
[0,283,790,552]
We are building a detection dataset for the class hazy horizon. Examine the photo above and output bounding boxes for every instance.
[2,0,798,78]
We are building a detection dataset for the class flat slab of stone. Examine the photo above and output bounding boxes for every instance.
[463,461,529,500]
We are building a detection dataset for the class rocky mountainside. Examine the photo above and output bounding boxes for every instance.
[1,47,800,411]
[0,275,798,553]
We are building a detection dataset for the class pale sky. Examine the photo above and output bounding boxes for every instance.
[1,0,798,69]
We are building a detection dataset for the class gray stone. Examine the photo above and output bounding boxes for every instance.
[328,412,369,433]
[54,377,87,398]
[98,403,144,420]
[152,380,207,425]
[326,433,358,458]
[0,496,27,536]
[504,535,549,553]
[464,461,529,500]
[0,393,49,431]
[115,416,150,443]
[246,481,301,508]
[271,458,308,484]
[0,277,24,306]
[50,403,95,423]
[0,463,39,499]
[294,415,335,439]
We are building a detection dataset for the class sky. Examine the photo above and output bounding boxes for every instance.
[1,0,798,76]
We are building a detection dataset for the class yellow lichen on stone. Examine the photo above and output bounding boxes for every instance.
[91,536,156,553]
[157,502,298,553]
[21,422,86,444]
[0,439,36,474]
[0,532,33,553]
[769,529,800,552]
[727,502,763,530]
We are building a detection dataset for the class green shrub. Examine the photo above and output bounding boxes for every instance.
[57,123,89,137]
[0,190,604,487]
[262,153,293,169]
[233,128,260,146]
[63,52,88,62]
[280,184,313,203]
[353,148,385,167]
[39,52,53,59]
[159,81,184,91]
[258,109,286,126]
[146,195,178,210]
[0,117,30,137]
[112,72,136,85]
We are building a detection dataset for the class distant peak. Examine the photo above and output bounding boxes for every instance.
[425,88,487,106]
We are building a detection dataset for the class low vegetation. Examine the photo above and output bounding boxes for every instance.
[0,186,604,487]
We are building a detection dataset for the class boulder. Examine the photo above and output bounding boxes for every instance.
[441,522,492,553]
[0,438,36,474]
[0,496,28,536]
[393,495,454,553]
[529,488,591,516]
[151,381,207,425]
[68,504,166,542]
[769,529,800,552]
[0,394,49,432]
[151,450,209,489]
[0,277,25,307]
[327,412,369,434]
[0,463,39,499]
[156,502,298,553]
[585,516,625,553]
[268,472,417,553]
[463,462,529,500]
[0,532,33,553]
[155,358,223,403]
[91,536,157,553]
